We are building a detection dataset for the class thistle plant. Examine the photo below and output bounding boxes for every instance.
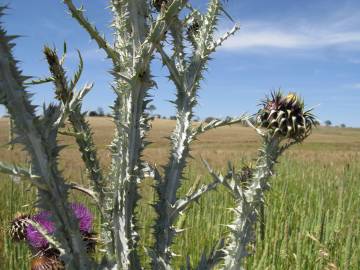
[0,2,317,270]
[202,91,316,270]
[9,203,96,269]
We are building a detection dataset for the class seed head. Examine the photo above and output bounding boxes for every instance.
[152,0,170,12]
[187,19,201,47]
[187,20,200,35]
[82,231,98,253]
[9,213,31,241]
[257,90,316,139]
[233,165,254,189]
[238,165,253,182]
[31,255,64,270]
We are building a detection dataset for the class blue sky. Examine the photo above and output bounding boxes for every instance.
[1,0,360,126]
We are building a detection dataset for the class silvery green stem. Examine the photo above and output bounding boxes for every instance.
[0,9,92,269]
[1,1,250,268]
[68,107,105,203]
[24,76,54,86]
[191,115,248,139]
[168,17,187,72]
[203,107,315,270]
[222,135,281,270]
[63,0,119,63]
[108,1,156,268]
[0,162,30,178]
[109,1,189,268]
[0,161,101,209]
[27,219,65,254]
[43,46,105,208]
[152,1,234,268]
[151,119,248,222]
[207,24,240,54]
[0,161,43,187]
[173,175,220,215]
[64,1,189,268]
[203,132,293,270]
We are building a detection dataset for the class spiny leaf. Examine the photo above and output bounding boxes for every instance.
[69,49,84,92]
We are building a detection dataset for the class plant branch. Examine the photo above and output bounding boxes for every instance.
[172,175,220,217]
[0,162,47,189]
[191,114,248,139]
[194,239,225,270]
[207,23,240,53]
[63,0,119,63]
[156,44,183,90]
[0,18,92,269]
[24,76,54,86]
[152,1,229,267]
[44,46,105,205]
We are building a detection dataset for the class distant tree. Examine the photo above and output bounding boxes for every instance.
[324,120,332,127]
[162,116,167,119]
[148,104,156,115]
[97,107,105,117]
[154,114,161,119]
[340,123,346,128]
[169,115,177,120]
[192,116,200,122]
[204,116,219,123]
[89,111,98,117]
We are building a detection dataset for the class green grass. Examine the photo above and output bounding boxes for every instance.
[2,156,359,269]
[1,120,360,269]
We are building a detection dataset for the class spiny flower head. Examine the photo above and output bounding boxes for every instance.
[187,18,201,48]
[187,19,201,37]
[232,164,254,189]
[238,165,253,182]
[9,213,31,241]
[257,90,316,140]
[70,203,93,233]
[31,255,64,270]
[26,211,55,249]
[152,0,170,12]
[24,203,92,249]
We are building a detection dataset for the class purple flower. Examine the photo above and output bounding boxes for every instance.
[26,211,55,249]
[70,203,93,233]
[25,203,92,249]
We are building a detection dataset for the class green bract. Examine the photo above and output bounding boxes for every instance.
[257,91,317,140]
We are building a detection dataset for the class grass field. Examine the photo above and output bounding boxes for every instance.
[0,117,360,269]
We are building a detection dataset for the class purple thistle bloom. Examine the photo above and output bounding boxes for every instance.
[26,211,55,249]
[70,203,93,233]
[25,203,92,249]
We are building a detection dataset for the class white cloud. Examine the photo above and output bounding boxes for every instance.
[219,10,360,51]
[349,83,360,89]
[221,24,360,50]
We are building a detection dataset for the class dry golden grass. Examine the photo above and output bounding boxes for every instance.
[1,117,359,179]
